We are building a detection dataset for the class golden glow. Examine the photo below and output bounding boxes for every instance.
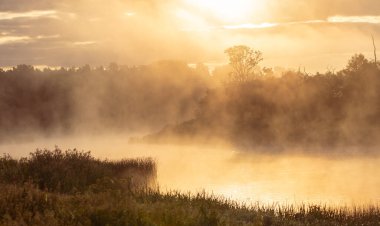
[0,10,57,20]
[223,22,278,29]
[184,0,261,22]
[328,15,380,24]
[3,138,380,206]
[0,36,31,45]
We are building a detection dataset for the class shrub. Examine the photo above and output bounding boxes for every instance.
[0,147,156,193]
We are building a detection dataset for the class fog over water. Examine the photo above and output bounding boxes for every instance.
[2,3,380,225]
[2,134,379,207]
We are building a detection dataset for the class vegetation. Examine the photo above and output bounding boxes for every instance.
[0,61,209,140]
[146,52,380,151]
[2,49,380,151]
[224,45,263,82]
[0,149,379,225]
[0,147,156,193]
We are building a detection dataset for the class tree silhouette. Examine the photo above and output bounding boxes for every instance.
[108,62,119,72]
[224,45,263,82]
[344,54,369,74]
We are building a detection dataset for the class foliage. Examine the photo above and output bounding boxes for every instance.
[0,148,156,193]
[0,61,210,141]
[0,163,380,225]
[148,54,380,150]
[224,45,263,82]
[2,51,380,151]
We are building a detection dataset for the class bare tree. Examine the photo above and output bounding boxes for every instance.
[372,34,377,66]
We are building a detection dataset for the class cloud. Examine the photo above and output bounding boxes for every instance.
[0,0,56,11]
[222,16,380,31]
[263,0,380,22]
[0,0,379,71]
[36,34,60,39]
[0,10,57,20]
[223,23,278,30]
[328,16,380,24]
[73,41,97,46]
[0,36,31,45]
[124,12,136,17]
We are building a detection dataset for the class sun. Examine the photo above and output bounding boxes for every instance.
[184,0,260,23]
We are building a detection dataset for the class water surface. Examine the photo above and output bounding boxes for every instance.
[1,135,379,206]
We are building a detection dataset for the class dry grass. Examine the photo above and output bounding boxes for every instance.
[0,149,379,225]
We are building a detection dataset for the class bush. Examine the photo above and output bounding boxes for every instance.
[0,148,156,193]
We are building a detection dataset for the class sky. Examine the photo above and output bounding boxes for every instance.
[0,0,380,72]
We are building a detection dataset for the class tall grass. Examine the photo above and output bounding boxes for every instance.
[0,147,156,193]
[0,182,379,226]
[1,149,379,225]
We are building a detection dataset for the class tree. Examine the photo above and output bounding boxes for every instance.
[108,62,119,73]
[78,64,91,73]
[12,64,35,74]
[372,35,377,65]
[224,45,263,82]
[344,54,369,74]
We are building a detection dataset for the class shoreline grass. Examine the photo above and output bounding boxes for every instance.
[0,147,157,193]
[0,149,379,225]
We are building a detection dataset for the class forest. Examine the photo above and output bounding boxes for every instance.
[0,61,209,141]
[148,52,380,151]
[1,50,380,152]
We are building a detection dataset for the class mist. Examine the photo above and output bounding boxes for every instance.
[0,62,210,143]
[2,134,380,206]
[0,55,380,208]
[2,1,380,220]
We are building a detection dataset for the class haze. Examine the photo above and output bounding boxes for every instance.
[2,136,380,206]
[1,0,380,71]
[1,0,380,209]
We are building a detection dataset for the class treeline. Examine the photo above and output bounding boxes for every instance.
[146,54,380,150]
[0,61,210,141]
[2,54,380,149]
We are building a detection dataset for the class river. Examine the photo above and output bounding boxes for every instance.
[1,134,379,206]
